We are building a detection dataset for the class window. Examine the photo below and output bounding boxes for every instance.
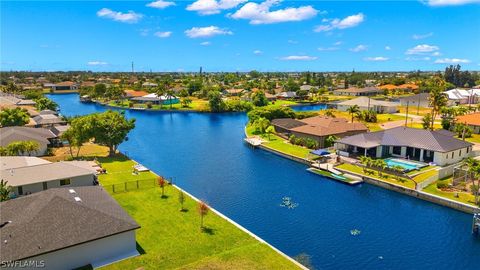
[392,146,401,155]
[60,179,71,186]
[18,186,23,195]
[42,182,48,190]
[459,150,462,157]
[451,152,454,159]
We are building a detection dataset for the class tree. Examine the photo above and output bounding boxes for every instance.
[93,111,136,156]
[265,125,276,140]
[208,91,225,112]
[158,177,166,197]
[284,78,300,92]
[454,123,473,139]
[465,158,480,205]
[346,105,360,122]
[325,135,338,148]
[198,200,209,229]
[251,90,269,107]
[62,115,95,158]
[0,141,39,156]
[181,97,192,108]
[422,113,432,129]
[178,191,186,211]
[428,78,448,130]
[323,109,336,118]
[252,117,270,134]
[93,83,107,98]
[0,107,30,127]
[0,180,13,202]
[35,97,58,111]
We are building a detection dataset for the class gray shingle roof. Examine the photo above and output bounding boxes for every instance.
[0,127,56,147]
[0,186,139,261]
[336,126,473,152]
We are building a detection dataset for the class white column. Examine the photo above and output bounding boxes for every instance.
[419,149,424,162]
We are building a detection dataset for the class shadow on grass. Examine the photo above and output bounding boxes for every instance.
[180,208,189,212]
[161,195,170,199]
[201,227,215,235]
[136,242,146,255]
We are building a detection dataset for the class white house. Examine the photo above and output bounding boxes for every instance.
[1,160,98,196]
[445,88,480,105]
[336,97,399,113]
[335,127,473,166]
[0,186,140,270]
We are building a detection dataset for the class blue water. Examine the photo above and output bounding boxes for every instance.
[385,158,420,171]
[49,94,480,270]
[290,103,327,111]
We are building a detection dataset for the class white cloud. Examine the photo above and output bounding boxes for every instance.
[314,13,364,32]
[425,0,480,6]
[385,46,391,50]
[405,56,431,61]
[97,8,143,23]
[88,61,108,66]
[253,50,263,55]
[146,0,176,9]
[184,26,233,38]
[230,0,318,24]
[434,58,471,64]
[405,44,439,55]
[432,51,441,56]
[154,31,172,38]
[333,41,343,46]
[288,40,298,44]
[349,44,368,52]
[200,41,211,46]
[412,32,433,40]
[279,55,318,61]
[364,56,389,61]
[318,47,339,51]
[187,0,247,15]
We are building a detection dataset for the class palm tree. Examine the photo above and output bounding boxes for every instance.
[465,158,480,205]
[428,78,448,130]
[158,177,166,197]
[155,84,166,109]
[198,201,209,229]
[347,105,360,122]
[178,191,186,211]
[0,180,12,202]
[265,125,275,140]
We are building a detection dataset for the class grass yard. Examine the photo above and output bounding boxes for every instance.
[336,163,416,189]
[43,143,109,162]
[97,155,158,186]
[423,181,477,206]
[412,168,438,183]
[270,99,298,106]
[464,133,480,144]
[97,157,301,270]
[108,98,210,112]
[246,125,311,159]
[398,106,432,117]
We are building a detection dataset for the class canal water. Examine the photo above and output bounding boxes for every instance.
[49,94,479,270]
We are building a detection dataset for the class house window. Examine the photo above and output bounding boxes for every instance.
[451,152,454,159]
[393,146,401,155]
[459,150,462,157]
[60,179,71,186]
[467,147,469,153]
[42,182,47,190]
[18,186,23,195]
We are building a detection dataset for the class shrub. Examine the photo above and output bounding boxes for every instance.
[437,180,449,189]
[146,101,153,109]
[128,101,134,108]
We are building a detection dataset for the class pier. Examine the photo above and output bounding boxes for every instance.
[244,137,263,147]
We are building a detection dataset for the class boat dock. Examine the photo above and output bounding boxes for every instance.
[244,137,263,147]
[307,165,363,185]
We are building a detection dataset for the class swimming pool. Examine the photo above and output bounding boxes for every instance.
[384,158,425,171]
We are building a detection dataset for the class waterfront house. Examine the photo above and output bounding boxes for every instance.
[32,114,66,128]
[277,91,297,99]
[124,89,149,99]
[0,186,140,270]
[272,116,368,148]
[399,93,430,108]
[0,127,57,156]
[131,93,180,105]
[335,127,473,166]
[1,159,98,196]
[45,81,79,91]
[456,112,480,134]
[0,156,51,170]
[0,92,36,107]
[336,97,399,113]
[333,87,383,96]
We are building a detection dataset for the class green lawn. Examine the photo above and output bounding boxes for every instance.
[246,126,311,159]
[97,155,158,186]
[97,157,301,270]
[336,163,416,189]
[464,133,480,143]
[423,181,477,206]
[308,168,355,183]
[270,99,298,106]
[412,168,438,183]
[107,98,209,112]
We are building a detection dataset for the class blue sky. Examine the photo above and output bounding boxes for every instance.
[1,0,480,72]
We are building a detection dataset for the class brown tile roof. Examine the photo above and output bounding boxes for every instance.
[456,112,480,126]
[290,116,368,137]
[124,90,149,97]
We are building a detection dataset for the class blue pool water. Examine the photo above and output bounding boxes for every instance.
[49,94,480,270]
[385,158,421,171]
[290,103,327,111]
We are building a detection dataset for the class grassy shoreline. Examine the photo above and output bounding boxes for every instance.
[96,155,303,270]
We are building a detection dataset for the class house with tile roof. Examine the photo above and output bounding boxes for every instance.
[0,186,140,270]
[336,97,399,113]
[0,127,57,156]
[456,112,480,134]
[335,127,473,166]
[272,116,368,148]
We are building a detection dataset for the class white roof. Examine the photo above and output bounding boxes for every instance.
[445,88,480,100]
[143,93,179,100]
[338,97,399,107]
[0,157,51,170]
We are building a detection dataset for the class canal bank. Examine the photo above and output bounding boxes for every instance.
[48,93,480,270]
